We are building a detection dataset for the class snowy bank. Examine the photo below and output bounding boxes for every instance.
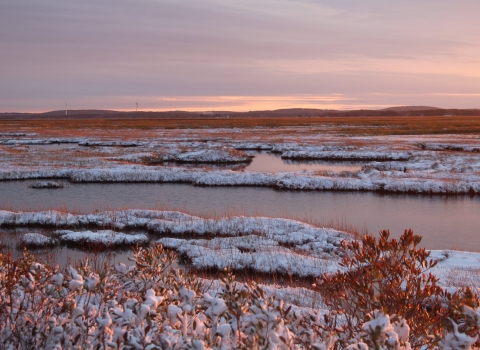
[4,209,480,286]
[0,209,350,252]
[281,150,411,161]
[2,156,479,194]
[21,233,56,247]
[160,236,337,277]
[57,229,148,247]
[31,181,63,188]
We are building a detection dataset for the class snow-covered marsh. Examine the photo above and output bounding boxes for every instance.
[0,209,350,247]
[161,237,337,278]
[1,133,480,194]
[18,230,148,248]
[281,149,412,161]
[21,232,56,247]
[0,209,349,278]
[30,180,63,188]
[143,148,252,164]
[1,160,480,194]
[3,208,480,287]
[58,230,149,247]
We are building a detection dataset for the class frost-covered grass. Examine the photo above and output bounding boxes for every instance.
[58,230,149,247]
[1,132,480,194]
[0,209,349,278]
[139,148,252,164]
[30,181,63,189]
[20,232,56,247]
[18,230,148,249]
[3,208,480,289]
[0,209,350,249]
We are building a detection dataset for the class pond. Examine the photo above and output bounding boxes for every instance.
[244,152,363,173]
[1,181,479,251]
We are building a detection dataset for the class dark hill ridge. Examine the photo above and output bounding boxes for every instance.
[0,106,479,120]
[41,109,119,116]
[382,106,440,112]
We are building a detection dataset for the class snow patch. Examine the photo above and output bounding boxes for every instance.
[31,181,63,189]
[58,230,148,246]
[21,233,56,247]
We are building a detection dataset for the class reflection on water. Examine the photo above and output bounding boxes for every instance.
[159,152,363,173]
[0,227,135,267]
[244,152,363,173]
[0,181,479,251]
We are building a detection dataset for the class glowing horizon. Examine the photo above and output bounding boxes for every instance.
[4,93,476,114]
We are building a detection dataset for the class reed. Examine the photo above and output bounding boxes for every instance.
[2,115,480,136]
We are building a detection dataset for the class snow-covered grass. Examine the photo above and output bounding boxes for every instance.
[18,230,148,248]
[1,133,480,194]
[4,208,480,289]
[0,209,349,278]
[30,181,63,189]
[140,148,252,164]
[20,232,56,247]
[281,149,411,161]
[1,161,480,194]
[161,237,336,278]
[57,229,149,247]
[0,209,350,247]
[430,250,480,291]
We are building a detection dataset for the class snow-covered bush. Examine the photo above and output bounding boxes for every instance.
[347,311,411,350]
[1,242,480,349]
[0,244,314,349]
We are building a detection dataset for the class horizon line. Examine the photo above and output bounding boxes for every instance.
[1,105,464,115]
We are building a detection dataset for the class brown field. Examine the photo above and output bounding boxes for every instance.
[1,115,480,137]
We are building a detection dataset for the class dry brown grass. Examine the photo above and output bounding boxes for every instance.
[2,115,480,137]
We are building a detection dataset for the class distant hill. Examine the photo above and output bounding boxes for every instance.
[382,106,440,112]
[41,109,119,116]
[1,107,479,120]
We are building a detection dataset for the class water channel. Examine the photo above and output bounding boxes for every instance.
[1,181,479,252]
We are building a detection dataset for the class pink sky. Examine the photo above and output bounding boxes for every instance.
[1,0,480,112]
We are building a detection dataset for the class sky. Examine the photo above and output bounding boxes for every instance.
[1,0,480,112]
